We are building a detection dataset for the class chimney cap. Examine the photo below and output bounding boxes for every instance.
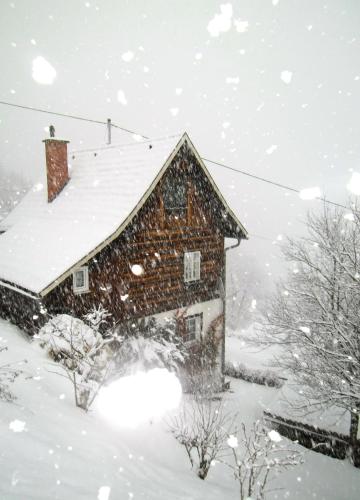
[43,125,69,144]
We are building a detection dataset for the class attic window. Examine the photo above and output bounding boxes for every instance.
[162,176,187,217]
[73,266,89,294]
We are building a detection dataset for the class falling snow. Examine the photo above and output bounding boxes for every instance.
[98,486,111,500]
[1,2,360,499]
[122,51,134,62]
[31,56,56,85]
[347,172,360,195]
[299,187,322,200]
[280,70,293,84]
[234,19,249,33]
[268,430,282,442]
[266,144,278,155]
[227,435,238,448]
[9,420,26,433]
[117,89,128,106]
[169,107,179,117]
[207,4,233,37]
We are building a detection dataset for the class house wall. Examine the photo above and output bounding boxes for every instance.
[150,297,224,372]
[43,146,226,330]
[0,285,42,333]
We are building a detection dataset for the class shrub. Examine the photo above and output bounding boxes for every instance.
[224,361,284,388]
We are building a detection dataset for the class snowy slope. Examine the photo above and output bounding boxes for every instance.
[1,319,360,500]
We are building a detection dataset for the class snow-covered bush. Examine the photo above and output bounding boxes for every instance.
[225,420,302,500]
[224,361,284,388]
[113,316,188,377]
[38,314,113,410]
[0,346,23,402]
[83,304,112,332]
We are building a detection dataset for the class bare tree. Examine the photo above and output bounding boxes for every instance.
[169,382,235,480]
[260,203,360,462]
[224,421,302,500]
[0,346,24,402]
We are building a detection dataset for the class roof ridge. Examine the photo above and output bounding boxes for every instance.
[70,133,183,155]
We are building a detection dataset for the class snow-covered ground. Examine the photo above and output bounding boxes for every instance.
[226,324,283,374]
[1,319,360,499]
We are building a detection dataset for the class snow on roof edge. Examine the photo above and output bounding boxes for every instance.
[0,279,40,300]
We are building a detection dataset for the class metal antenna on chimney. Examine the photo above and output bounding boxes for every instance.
[49,125,55,138]
[106,118,111,145]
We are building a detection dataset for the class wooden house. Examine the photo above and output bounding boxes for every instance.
[0,131,247,374]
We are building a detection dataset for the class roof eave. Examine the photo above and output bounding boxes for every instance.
[0,279,41,300]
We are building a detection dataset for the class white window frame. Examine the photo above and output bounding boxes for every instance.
[72,266,89,294]
[184,251,201,282]
[184,313,203,343]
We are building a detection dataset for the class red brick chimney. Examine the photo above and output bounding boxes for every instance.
[43,125,70,202]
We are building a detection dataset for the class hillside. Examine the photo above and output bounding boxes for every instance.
[1,319,360,499]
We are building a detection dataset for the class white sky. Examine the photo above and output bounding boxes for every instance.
[0,0,359,281]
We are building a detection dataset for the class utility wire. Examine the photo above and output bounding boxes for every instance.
[202,157,348,210]
[0,99,348,211]
[0,100,150,139]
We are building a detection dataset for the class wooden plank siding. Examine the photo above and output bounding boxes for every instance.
[42,146,227,326]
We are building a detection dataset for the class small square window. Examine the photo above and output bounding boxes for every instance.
[184,251,201,282]
[184,313,202,343]
[73,266,89,294]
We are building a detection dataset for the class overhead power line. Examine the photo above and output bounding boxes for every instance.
[0,100,150,139]
[202,158,347,210]
[0,99,348,211]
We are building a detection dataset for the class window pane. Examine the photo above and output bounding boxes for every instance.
[185,314,202,342]
[184,253,192,281]
[163,178,187,209]
[75,270,85,288]
[195,315,201,334]
[184,251,201,282]
[194,253,200,280]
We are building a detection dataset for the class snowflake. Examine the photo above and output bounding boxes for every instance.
[268,430,282,442]
[117,90,128,106]
[234,19,249,33]
[122,51,134,62]
[9,420,26,433]
[32,56,57,85]
[347,172,360,196]
[299,187,321,200]
[98,486,111,500]
[280,70,293,84]
[207,3,233,37]
[227,435,238,448]
[266,144,278,155]
[131,264,144,276]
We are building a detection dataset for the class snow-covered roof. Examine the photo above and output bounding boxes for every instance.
[0,132,247,297]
